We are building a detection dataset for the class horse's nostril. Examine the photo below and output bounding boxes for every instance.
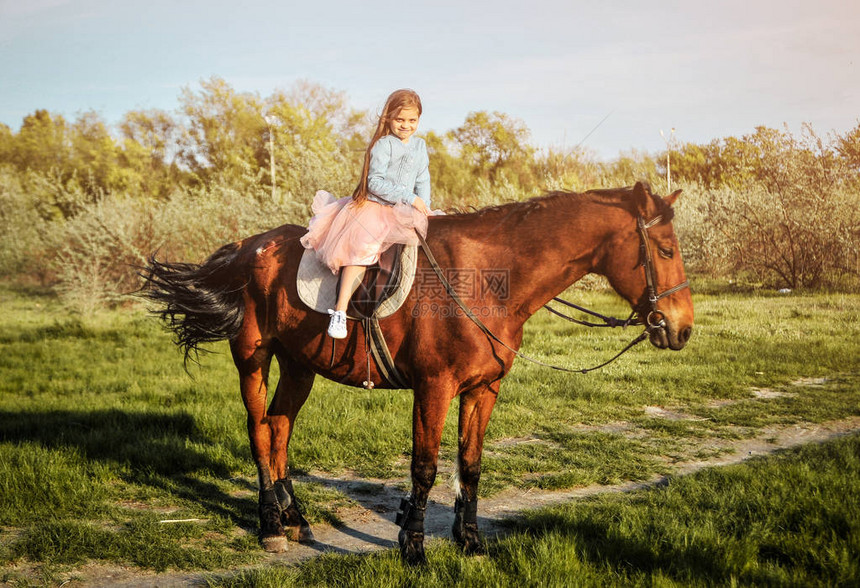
[679,326,692,344]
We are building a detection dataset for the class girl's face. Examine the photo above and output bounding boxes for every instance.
[388,106,420,143]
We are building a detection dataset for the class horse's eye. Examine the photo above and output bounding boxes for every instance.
[659,247,674,259]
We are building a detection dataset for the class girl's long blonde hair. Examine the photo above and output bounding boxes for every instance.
[352,89,423,204]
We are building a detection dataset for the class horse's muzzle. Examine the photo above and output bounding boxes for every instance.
[649,324,692,350]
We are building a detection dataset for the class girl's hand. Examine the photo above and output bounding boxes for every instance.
[412,197,430,215]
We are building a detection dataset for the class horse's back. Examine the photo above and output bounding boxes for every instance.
[233,222,307,256]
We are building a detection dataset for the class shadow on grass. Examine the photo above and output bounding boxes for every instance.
[293,473,474,554]
[503,510,728,582]
[0,409,256,528]
[0,281,58,299]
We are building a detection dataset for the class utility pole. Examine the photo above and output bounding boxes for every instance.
[660,128,675,192]
[264,114,277,201]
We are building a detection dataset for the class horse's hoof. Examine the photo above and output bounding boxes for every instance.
[456,537,485,556]
[261,535,289,553]
[287,524,315,544]
[461,537,486,556]
[398,529,427,566]
[282,503,314,544]
[454,522,485,556]
[259,502,285,551]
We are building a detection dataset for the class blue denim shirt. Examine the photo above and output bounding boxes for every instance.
[366,135,431,207]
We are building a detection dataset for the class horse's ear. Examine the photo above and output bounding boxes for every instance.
[632,181,651,214]
[663,189,682,207]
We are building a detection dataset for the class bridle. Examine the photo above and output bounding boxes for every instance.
[545,213,689,335]
[417,211,690,374]
[636,214,690,330]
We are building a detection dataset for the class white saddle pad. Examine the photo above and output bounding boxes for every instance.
[297,245,418,319]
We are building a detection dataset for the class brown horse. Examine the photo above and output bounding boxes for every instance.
[142,181,693,565]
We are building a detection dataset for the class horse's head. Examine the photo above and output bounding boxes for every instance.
[598,182,694,350]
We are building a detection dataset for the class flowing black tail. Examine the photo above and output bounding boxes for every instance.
[140,243,246,365]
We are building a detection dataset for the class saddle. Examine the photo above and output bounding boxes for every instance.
[296,244,418,319]
[297,245,417,389]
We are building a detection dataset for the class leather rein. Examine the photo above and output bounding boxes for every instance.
[417,213,690,374]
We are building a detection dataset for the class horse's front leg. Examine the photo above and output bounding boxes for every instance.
[397,379,454,566]
[453,381,499,555]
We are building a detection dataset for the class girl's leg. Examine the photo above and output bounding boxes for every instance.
[335,265,367,312]
[327,265,366,339]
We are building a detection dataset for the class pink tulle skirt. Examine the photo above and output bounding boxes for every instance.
[300,190,429,274]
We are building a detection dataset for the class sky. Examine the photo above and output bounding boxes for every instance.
[0,0,858,160]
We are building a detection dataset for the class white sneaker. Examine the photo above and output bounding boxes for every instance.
[327,309,347,339]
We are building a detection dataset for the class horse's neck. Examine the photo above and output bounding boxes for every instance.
[498,197,622,318]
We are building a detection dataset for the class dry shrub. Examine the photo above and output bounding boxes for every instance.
[50,181,313,313]
[0,167,49,279]
[675,181,859,289]
[671,125,860,290]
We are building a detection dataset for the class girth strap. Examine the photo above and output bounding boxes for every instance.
[364,316,410,389]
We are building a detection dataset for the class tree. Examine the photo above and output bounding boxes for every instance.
[285,80,368,147]
[531,146,599,193]
[451,111,535,187]
[264,84,362,201]
[120,109,184,198]
[0,123,13,164]
[424,130,474,208]
[68,110,127,196]
[601,149,661,188]
[8,110,91,219]
[12,109,70,174]
[177,76,266,186]
[835,120,860,175]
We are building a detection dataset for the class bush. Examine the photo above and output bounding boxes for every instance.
[0,166,51,281]
[49,178,309,314]
[673,126,860,289]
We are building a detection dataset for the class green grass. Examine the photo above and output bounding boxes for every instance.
[0,280,858,583]
[211,434,860,587]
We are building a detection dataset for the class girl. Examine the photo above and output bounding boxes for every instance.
[301,89,432,339]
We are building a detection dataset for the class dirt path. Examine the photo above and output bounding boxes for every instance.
[74,415,860,587]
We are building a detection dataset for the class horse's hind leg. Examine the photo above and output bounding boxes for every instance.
[452,381,499,556]
[267,351,315,544]
[232,335,316,552]
[231,337,287,551]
